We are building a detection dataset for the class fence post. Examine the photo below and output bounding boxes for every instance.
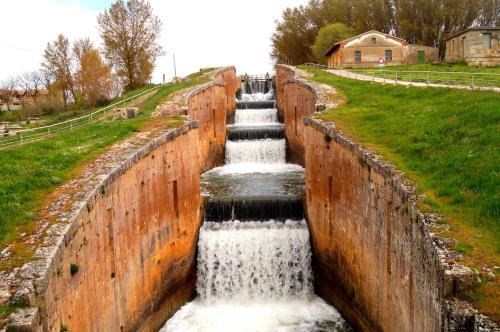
[471,74,474,89]
[410,72,412,85]
[70,119,73,130]
[427,73,430,85]
[448,74,450,87]
[20,132,23,144]
[396,71,398,83]
[90,113,93,123]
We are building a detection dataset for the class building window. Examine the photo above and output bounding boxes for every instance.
[385,50,393,62]
[354,51,361,62]
[371,37,377,45]
[483,33,492,49]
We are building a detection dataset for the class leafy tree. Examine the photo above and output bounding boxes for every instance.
[312,23,355,64]
[272,0,498,62]
[98,0,163,90]
[75,44,112,108]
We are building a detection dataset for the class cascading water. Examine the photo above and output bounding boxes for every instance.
[233,108,279,125]
[160,73,351,332]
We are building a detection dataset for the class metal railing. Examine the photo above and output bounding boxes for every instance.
[303,63,500,91]
[0,84,161,149]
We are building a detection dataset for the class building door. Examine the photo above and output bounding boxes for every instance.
[462,37,467,59]
[418,51,425,64]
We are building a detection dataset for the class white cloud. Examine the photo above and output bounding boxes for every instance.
[0,0,308,83]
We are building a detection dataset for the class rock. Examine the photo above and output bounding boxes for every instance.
[6,307,40,332]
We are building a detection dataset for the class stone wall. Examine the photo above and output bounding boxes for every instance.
[282,79,316,166]
[305,119,444,331]
[278,65,497,331]
[4,123,202,332]
[277,64,340,166]
[212,67,239,124]
[275,65,295,122]
[187,81,227,172]
[445,29,500,67]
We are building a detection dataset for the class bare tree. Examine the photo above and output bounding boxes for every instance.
[0,77,19,112]
[42,34,76,111]
[18,73,33,107]
[29,71,42,103]
[98,0,163,90]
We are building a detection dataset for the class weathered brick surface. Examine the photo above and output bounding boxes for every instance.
[305,120,443,331]
[275,66,295,122]
[276,64,340,166]
[212,67,239,124]
[187,81,227,172]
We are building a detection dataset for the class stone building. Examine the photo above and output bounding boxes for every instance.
[325,30,439,68]
[445,27,500,66]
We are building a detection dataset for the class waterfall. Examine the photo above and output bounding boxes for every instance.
[160,73,351,332]
[226,139,285,164]
[241,90,274,102]
[196,220,312,302]
[234,108,278,125]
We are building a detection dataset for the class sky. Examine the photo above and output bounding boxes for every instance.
[0,0,308,83]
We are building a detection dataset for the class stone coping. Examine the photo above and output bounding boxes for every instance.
[278,64,342,112]
[279,62,497,329]
[0,120,199,329]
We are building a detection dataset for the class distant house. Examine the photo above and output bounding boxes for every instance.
[325,30,439,68]
[445,27,500,66]
[0,89,48,111]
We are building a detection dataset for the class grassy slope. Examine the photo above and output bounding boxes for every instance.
[356,63,500,73]
[346,63,500,87]
[0,70,209,252]
[300,66,499,319]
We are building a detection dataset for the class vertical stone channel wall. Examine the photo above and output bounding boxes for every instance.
[213,67,240,124]
[276,65,496,331]
[4,67,238,332]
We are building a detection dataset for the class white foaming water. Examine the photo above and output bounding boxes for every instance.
[235,108,278,124]
[197,220,312,301]
[206,163,304,175]
[226,139,285,164]
[160,220,351,332]
[240,90,274,101]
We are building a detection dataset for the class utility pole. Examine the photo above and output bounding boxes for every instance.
[173,53,177,81]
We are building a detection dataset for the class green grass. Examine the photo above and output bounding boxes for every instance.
[302,66,499,238]
[346,63,500,88]
[301,66,500,319]
[358,63,500,73]
[0,70,210,251]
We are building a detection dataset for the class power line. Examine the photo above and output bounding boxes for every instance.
[0,45,40,52]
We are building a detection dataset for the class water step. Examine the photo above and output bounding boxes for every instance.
[227,125,285,140]
[236,101,275,109]
[204,195,304,221]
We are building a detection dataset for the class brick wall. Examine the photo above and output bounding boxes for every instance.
[282,79,316,166]
[275,65,295,122]
[187,82,227,172]
[304,119,444,332]
[213,67,240,124]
